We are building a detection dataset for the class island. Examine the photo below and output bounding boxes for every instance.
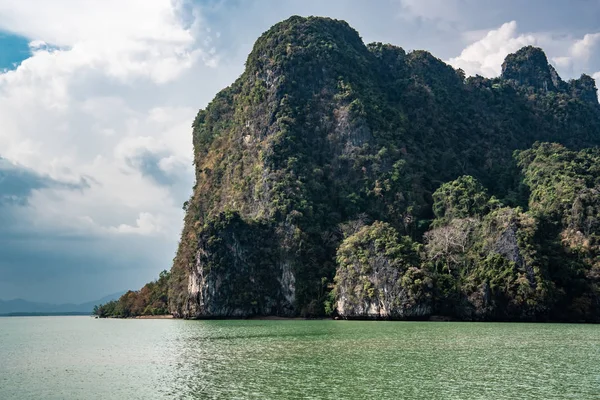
[95,16,600,323]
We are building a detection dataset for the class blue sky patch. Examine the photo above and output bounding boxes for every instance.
[0,31,31,71]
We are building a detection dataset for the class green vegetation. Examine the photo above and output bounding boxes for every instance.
[421,144,600,321]
[431,175,500,226]
[94,270,170,318]
[100,16,600,321]
[333,221,432,318]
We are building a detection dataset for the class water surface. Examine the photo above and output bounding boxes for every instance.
[1,317,598,399]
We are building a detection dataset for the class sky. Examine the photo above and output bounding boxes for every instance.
[1,0,599,304]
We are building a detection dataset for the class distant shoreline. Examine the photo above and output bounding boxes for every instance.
[96,314,453,321]
[94,314,174,319]
[133,315,174,319]
[0,312,91,317]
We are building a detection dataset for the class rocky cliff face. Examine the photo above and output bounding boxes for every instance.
[501,46,560,92]
[334,221,432,319]
[502,46,598,104]
[180,212,295,318]
[168,16,600,320]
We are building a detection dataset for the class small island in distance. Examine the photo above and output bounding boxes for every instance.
[96,16,600,322]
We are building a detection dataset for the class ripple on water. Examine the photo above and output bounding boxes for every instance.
[0,317,599,399]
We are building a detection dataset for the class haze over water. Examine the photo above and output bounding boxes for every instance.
[1,317,598,399]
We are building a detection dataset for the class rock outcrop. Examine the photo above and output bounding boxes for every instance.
[334,222,432,319]
[165,16,600,321]
[502,46,559,92]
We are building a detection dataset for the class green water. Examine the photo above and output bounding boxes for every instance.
[0,317,598,399]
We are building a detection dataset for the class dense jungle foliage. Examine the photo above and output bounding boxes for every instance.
[98,16,600,321]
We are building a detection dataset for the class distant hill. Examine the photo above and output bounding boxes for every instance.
[0,291,126,316]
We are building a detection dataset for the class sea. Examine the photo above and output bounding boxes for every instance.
[0,316,598,399]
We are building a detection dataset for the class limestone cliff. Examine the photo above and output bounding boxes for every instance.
[166,16,600,321]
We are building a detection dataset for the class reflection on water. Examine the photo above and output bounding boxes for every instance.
[0,317,599,399]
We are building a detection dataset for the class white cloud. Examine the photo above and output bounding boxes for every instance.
[110,212,165,235]
[0,0,217,244]
[0,1,185,45]
[448,21,537,77]
[551,32,600,74]
[0,1,215,85]
[553,56,572,69]
[571,33,600,61]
